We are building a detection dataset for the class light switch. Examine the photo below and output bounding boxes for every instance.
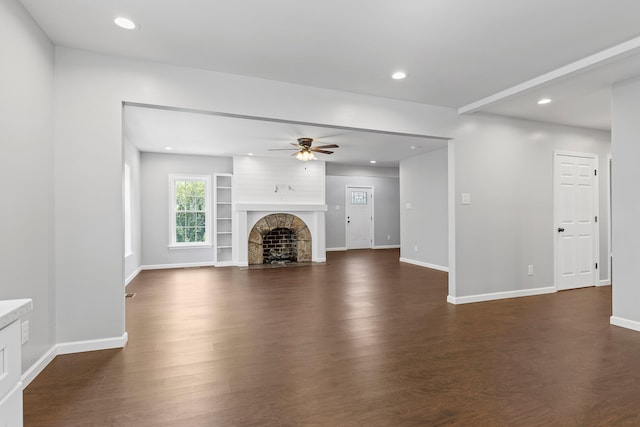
[335,205,341,210]
[461,193,471,205]
[405,202,412,209]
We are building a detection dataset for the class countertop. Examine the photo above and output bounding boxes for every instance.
[0,299,33,330]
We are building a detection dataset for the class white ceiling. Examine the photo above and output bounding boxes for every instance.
[124,105,448,166]
[20,1,640,145]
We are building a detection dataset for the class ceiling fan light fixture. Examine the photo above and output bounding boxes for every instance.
[296,150,315,161]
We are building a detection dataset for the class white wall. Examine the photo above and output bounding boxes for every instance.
[52,46,457,347]
[234,156,325,204]
[611,76,640,330]
[451,114,611,300]
[0,0,55,372]
[140,153,232,267]
[124,138,141,282]
[325,174,400,249]
[399,148,449,270]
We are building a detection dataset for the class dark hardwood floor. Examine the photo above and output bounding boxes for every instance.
[23,249,640,426]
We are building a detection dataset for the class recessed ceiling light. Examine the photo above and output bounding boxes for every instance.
[391,71,407,80]
[248,152,254,156]
[164,146,173,150]
[537,98,552,105]
[114,17,137,30]
[370,160,377,164]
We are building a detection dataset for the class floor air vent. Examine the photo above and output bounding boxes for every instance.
[125,293,136,298]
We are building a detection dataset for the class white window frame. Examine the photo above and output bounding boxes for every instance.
[169,174,212,249]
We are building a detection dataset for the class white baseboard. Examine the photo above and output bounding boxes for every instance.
[399,257,449,272]
[447,286,556,305]
[313,257,327,263]
[598,279,611,287]
[21,332,128,388]
[214,261,236,267]
[124,266,142,287]
[326,247,347,252]
[610,316,640,332]
[373,245,400,250]
[21,345,57,389]
[57,332,128,355]
[142,262,217,270]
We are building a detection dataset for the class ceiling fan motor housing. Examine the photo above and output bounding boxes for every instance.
[297,137,313,148]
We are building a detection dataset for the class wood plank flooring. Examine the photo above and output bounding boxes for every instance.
[23,249,640,426]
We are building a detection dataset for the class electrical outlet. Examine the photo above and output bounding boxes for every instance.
[387,235,391,241]
[528,265,534,276]
[21,321,29,344]
[414,244,419,252]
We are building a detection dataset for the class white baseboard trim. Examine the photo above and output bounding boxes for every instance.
[610,316,640,332]
[57,332,128,355]
[313,257,327,263]
[215,261,236,267]
[326,247,347,252]
[399,258,449,272]
[447,286,557,305]
[373,245,400,250]
[21,345,57,389]
[124,266,142,287]
[142,262,217,270]
[598,279,611,287]
[21,332,128,388]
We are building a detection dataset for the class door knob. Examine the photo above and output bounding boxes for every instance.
[557,227,565,232]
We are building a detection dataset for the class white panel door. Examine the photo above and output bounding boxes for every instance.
[555,153,598,291]
[346,186,373,249]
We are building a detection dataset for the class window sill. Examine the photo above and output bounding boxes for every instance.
[168,244,213,250]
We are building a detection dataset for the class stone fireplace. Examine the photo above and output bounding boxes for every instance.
[248,213,311,265]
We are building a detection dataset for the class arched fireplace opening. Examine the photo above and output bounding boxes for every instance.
[248,213,311,265]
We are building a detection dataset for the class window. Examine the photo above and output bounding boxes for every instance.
[169,175,211,247]
[351,191,367,204]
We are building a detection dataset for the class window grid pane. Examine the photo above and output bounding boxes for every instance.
[351,191,367,204]
[174,179,208,243]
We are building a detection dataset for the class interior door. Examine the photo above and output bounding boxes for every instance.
[555,153,598,290]
[346,186,373,249]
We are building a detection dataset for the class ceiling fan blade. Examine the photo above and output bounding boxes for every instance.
[312,144,339,149]
[290,142,301,148]
[268,148,299,151]
[312,150,334,154]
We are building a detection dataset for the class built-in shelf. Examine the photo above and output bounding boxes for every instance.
[214,174,233,265]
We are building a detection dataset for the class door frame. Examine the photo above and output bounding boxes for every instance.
[553,150,600,291]
[345,185,374,249]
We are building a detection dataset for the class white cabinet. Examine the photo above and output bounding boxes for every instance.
[0,299,32,427]
[214,174,233,265]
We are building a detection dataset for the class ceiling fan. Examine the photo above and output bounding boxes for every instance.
[268,137,339,161]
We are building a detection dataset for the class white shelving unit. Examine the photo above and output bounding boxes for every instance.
[214,174,233,265]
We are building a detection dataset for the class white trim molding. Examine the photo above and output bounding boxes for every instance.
[142,262,217,270]
[447,286,556,305]
[598,280,611,287]
[21,345,57,389]
[57,332,129,355]
[610,316,640,332]
[125,266,142,286]
[326,247,347,252]
[21,333,129,389]
[373,245,400,250]
[400,258,448,272]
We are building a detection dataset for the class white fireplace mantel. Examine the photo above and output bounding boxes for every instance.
[232,203,327,266]
[234,203,328,212]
